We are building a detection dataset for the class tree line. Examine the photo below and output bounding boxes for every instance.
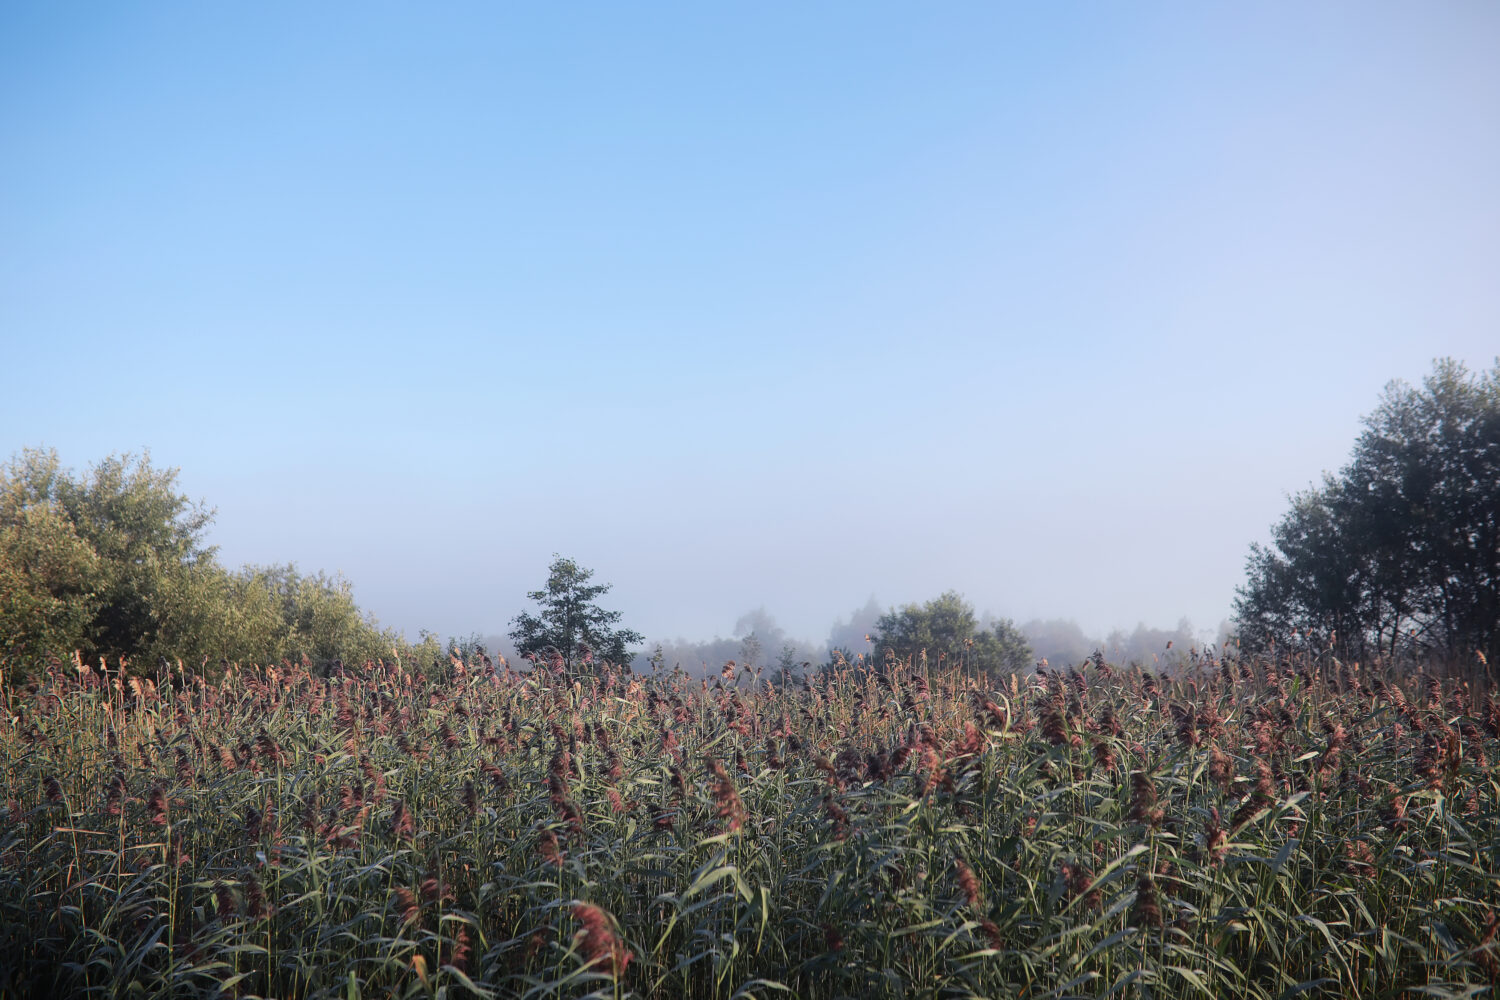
[6,358,1493,680]
[0,448,1043,681]
[502,562,1039,679]
[632,607,1202,681]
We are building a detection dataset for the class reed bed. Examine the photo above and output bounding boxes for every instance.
[1,650,1497,999]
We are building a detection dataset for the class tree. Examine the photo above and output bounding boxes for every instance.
[1102,619,1199,667]
[826,596,882,656]
[214,564,399,668]
[1019,618,1095,669]
[509,556,643,673]
[0,476,100,663]
[871,591,1032,676]
[1235,358,1500,667]
[1,448,400,673]
[0,448,216,665]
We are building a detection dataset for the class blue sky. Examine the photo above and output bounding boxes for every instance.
[3,3,1497,647]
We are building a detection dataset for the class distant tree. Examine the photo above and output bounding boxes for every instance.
[827,596,882,656]
[639,606,823,678]
[822,645,857,672]
[872,591,1032,676]
[774,643,800,675]
[637,632,739,676]
[738,631,764,669]
[509,556,643,673]
[1020,618,1095,669]
[1235,358,1500,668]
[1102,619,1198,668]
[447,632,489,664]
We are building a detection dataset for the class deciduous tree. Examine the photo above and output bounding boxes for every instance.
[0,448,400,672]
[872,590,1032,676]
[1235,358,1500,668]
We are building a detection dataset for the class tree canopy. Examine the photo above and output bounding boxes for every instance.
[1234,358,1500,667]
[0,448,399,672]
[871,590,1032,676]
[509,556,643,673]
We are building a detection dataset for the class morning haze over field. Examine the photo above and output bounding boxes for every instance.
[3,3,1497,659]
[7,7,1500,999]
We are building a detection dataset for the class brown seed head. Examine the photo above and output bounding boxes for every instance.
[708,759,746,833]
[954,858,981,908]
[573,903,631,977]
[214,881,238,921]
[393,887,421,926]
[147,784,168,826]
[1130,872,1163,929]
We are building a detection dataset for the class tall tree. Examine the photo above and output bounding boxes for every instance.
[1235,358,1500,667]
[872,590,1032,676]
[509,556,643,673]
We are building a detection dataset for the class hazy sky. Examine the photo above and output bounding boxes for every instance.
[3,3,1497,647]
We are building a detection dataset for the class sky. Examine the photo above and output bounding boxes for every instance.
[3,3,1497,648]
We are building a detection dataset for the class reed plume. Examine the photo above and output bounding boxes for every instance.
[573,903,631,977]
[708,759,746,833]
[1130,872,1163,929]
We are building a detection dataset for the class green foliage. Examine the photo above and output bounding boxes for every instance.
[60,451,218,663]
[211,564,401,667]
[0,446,212,666]
[1236,358,1500,667]
[0,448,399,673]
[509,555,644,672]
[872,590,1032,675]
[0,473,100,662]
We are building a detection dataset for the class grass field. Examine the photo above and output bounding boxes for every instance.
[2,650,1498,998]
